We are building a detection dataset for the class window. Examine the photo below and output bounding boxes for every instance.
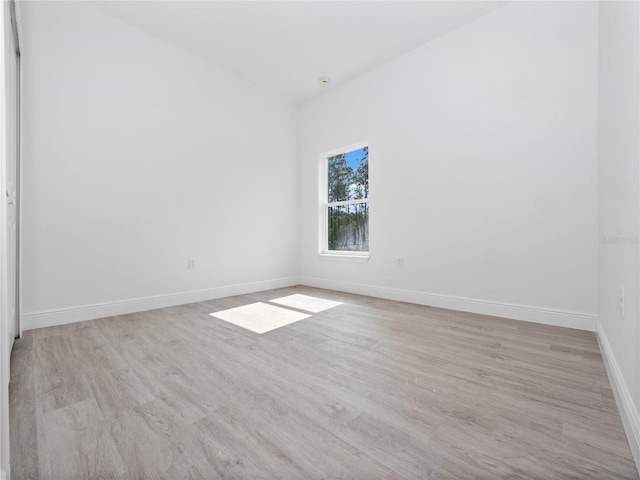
[320,144,369,256]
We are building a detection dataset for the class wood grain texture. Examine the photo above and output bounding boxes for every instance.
[9,286,639,479]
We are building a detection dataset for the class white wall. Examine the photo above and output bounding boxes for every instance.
[598,0,640,468]
[298,1,598,329]
[20,1,299,328]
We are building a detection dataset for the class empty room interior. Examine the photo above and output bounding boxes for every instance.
[1,0,640,478]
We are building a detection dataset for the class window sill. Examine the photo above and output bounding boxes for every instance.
[319,253,370,263]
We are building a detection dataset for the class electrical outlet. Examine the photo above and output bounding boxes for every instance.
[188,258,196,270]
[394,257,404,268]
[620,285,625,319]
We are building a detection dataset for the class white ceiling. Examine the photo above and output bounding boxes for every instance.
[90,1,508,104]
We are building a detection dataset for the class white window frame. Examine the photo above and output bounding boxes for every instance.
[318,142,370,260]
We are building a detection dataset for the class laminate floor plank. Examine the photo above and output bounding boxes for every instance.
[257,411,400,479]
[332,411,445,478]
[32,334,93,415]
[111,336,209,427]
[9,286,639,479]
[37,398,124,480]
[67,326,155,419]
[9,336,39,480]
[107,402,213,480]
[190,412,309,480]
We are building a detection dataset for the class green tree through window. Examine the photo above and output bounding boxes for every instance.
[325,146,369,252]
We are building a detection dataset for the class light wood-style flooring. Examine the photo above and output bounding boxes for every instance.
[9,286,639,479]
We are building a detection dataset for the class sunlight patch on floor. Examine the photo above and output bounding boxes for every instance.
[209,302,310,334]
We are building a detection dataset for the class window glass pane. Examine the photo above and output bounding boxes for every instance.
[327,203,369,252]
[328,146,368,202]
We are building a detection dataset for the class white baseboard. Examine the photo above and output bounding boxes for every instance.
[596,317,640,473]
[299,276,596,331]
[21,276,299,331]
[21,275,598,333]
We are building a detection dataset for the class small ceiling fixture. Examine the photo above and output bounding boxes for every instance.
[319,77,330,85]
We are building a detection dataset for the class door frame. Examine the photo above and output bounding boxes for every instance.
[0,3,9,477]
[10,0,20,339]
[0,2,20,478]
